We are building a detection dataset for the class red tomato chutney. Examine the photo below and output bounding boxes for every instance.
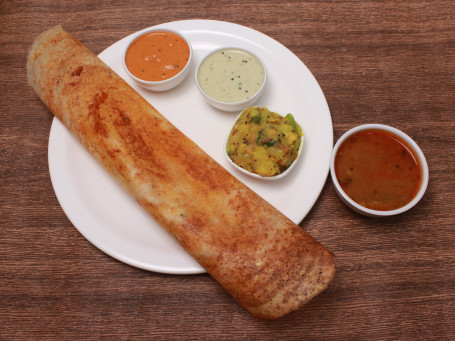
[125,31,190,82]
[334,130,422,211]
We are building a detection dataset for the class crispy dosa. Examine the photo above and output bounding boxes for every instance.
[27,25,335,319]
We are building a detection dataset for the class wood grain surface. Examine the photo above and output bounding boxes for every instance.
[1,0,454,339]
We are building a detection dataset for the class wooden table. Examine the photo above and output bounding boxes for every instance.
[1,0,454,339]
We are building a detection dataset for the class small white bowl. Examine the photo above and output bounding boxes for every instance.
[330,124,429,217]
[122,28,192,91]
[195,47,267,112]
[224,107,304,180]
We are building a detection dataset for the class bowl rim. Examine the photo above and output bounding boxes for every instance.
[122,27,193,87]
[330,123,429,217]
[224,106,304,181]
[195,46,267,108]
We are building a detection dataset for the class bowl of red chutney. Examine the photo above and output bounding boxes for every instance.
[330,124,429,217]
[123,28,192,91]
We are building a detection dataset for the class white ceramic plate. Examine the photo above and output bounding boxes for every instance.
[48,20,333,275]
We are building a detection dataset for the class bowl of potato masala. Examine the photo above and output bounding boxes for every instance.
[330,124,429,217]
[225,106,304,180]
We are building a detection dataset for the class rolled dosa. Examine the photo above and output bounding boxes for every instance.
[27,25,335,319]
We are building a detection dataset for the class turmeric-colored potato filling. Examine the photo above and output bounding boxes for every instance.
[226,106,303,177]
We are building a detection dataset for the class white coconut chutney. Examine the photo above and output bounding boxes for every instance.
[197,48,265,103]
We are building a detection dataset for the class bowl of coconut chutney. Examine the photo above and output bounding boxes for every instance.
[195,47,267,112]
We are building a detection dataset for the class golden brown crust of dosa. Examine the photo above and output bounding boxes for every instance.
[27,25,335,319]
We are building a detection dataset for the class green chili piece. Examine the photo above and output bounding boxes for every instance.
[285,114,299,134]
[250,114,261,124]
